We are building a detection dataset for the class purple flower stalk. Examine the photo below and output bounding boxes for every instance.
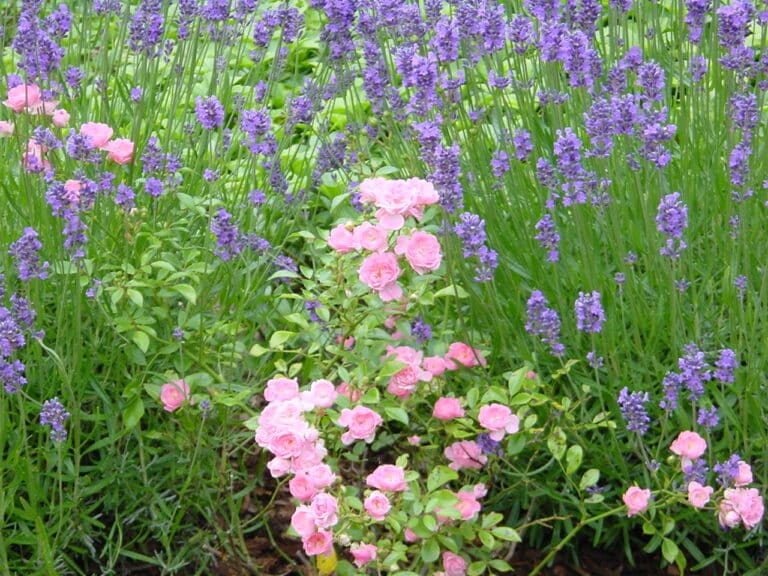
[40,397,70,442]
[195,95,225,130]
[617,387,650,435]
[410,316,432,344]
[678,342,711,401]
[534,213,560,262]
[525,290,565,356]
[714,349,737,383]
[575,291,605,333]
[697,405,719,429]
[656,192,688,258]
[9,228,49,281]
[210,208,242,261]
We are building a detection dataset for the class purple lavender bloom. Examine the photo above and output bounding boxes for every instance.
[729,93,758,134]
[734,275,748,300]
[210,208,242,261]
[679,342,711,401]
[513,128,533,161]
[508,15,534,54]
[729,140,751,187]
[656,192,688,258]
[195,95,225,130]
[129,0,165,58]
[587,351,604,368]
[714,349,737,383]
[713,454,741,487]
[144,178,165,198]
[534,213,560,262]
[553,128,586,182]
[453,212,487,257]
[40,397,70,442]
[411,316,432,344]
[637,62,666,102]
[64,66,85,90]
[682,458,709,485]
[689,55,708,82]
[490,149,509,178]
[525,290,565,356]
[617,386,650,434]
[0,308,25,358]
[474,246,498,282]
[477,433,503,456]
[697,405,719,428]
[115,184,136,211]
[130,87,143,102]
[717,0,754,49]
[0,358,27,393]
[273,254,298,281]
[685,0,711,43]
[575,291,605,333]
[66,131,101,163]
[430,144,463,213]
[248,189,266,205]
[9,228,49,281]
[305,300,323,324]
[12,1,67,82]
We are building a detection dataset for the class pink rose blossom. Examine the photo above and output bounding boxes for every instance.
[423,355,447,376]
[338,406,383,445]
[384,345,431,399]
[264,377,300,402]
[266,457,291,478]
[0,121,14,136]
[3,84,41,112]
[622,486,651,517]
[289,473,318,502]
[302,529,333,556]
[404,528,420,542]
[335,382,362,403]
[444,342,487,368]
[407,435,421,445]
[267,430,307,459]
[455,491,482,520]
[310,492,339,528]
[433,397,465,420]
[350,543,378,568]
[358,252,402,301]
[23,139,50,172]
[353,221,389,252]
[478,403,520,441]
[444,441,487,471]
[307,463,336,489]
[734,461,753,486]
[104,138,135,164]
[52,109,70,127]
[442,552,468,576]
[394,230,442,274]
[309,379,337,408]
[328,223,355,253]
[160,379,190,412]
[80,122,114,148]
[669,431,707,460]
[364,490,391,520]
[290,505,316,538]
[687,481,713,508]
[473,483,488,498]
[366,464,408,492]
[719,487,764,529]
[407,177,440,206]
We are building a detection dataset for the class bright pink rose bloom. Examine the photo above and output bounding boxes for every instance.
[407,177,440,206]
[290,505,316,538]
[368,179,419,230]
[3,84,41,112]
[105,138,135,164]
[478,403,520,441]
[0,120,13,136]
[160,379,190,412]
[80,122,114,148]
[302,529,333,556]
[353,222,389,252]
[423,355,447,376]
[52,109,70,128]
[622,486,651,517]
[395,230,442,274]
[455,491,482,520]
[442,552,468,576]
[358,177,390,204]
[384,345,431,399]
[444,441,487,471]
[358,252,402,301]
[328,223,355,253]
[719,487,764,529]
[338,406,383,445]
[350,543,378,568]
[264,377,300,402]
[669,431,707,460]
[364,490,391,520]
[734,461,753,486]
[310,492,339,528]
[366,464,408,492]
[267,430,307,459]
[687,481,713,508]
[289,473,318,502]
[308,379,337,408]
[433,397,465,420]
[444,342,487,368]
[307,463,337,489]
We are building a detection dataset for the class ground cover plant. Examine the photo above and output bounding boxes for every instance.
[0,0,766,574]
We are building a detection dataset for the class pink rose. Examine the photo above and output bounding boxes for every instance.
[385,345,432,399]
[290,505,316,538]
[350,543,378,568]
[442,552,468,576]
[52,109,70,128]
[358,252,402,301]
[310,492,339,528]
[3,84,41,112]
[719,487,764,529]
[424,355,447,376]
[23,139,50,172]
[478,403,520,441]
[353,222,389,252]
[289,473,318,502]
[264,377,300,402]
[404,528,420,542]
[160,379,190,412]
[309,379,337,408]
[328,223,355,253]
[407,435,421,445]
[307,463,336,489]
[338,406,383,445]
[622,486,651,517]
[105,138,135,164]
[336,382,362,403]
[669,431,707,460]
[394,230,442,274]
[433,397,465,420]
[79,122,114,148]
[407,177,440,206]
[267,430,306,459]
[734,461,753,486]
[366,464,408,492]
[364,490,391,520]
[445,342,487,368]
[0,120,13,136]
[687,481,713,508]
[302,529,333,556]
[455,491,482,520]
[444,440,487,471]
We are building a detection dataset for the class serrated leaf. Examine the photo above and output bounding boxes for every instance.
[579,469,600,491]
[491,526,521,542]
[565,445,583,475]
[123,396,144,430]
[249,343,269,357]
[269,331,295,349]
[173,284,197,305]
[427,465,458,492]
[130,331,150,353]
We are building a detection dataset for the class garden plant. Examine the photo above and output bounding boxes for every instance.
[0,0,766,575]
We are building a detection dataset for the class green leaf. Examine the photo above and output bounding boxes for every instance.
[478,530,495,550]
[489,559,514,572]
[565,445,583,475]
[661,538,679,564]
[283,312,309,329]
[468,561,486,576]
[126,288,144,307]
[506,367,527,396]
[427,465,458,492]
[361,387,380,404]
[491,526,522,542]
[421,538,440,563]
[579,469,600,491]
[509,392,533,406]
[249,343,269,357]
[378,359,407,381]
[384,405,409,425]
[547,427,567,461]
[269,331,295,349]
[433,284,469,298]
[422,514,437,533]
[482,512,504,529]
[123,396,144,431]
[173,284,197,305]
[130,331,150,353]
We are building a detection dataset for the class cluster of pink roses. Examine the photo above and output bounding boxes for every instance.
[622,430,764,531]
[328,177,442,301]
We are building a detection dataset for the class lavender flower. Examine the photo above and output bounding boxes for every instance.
[678,342,711,401]
[575,291,605,333]
[0,358,27,393]
[525,290,565,356]
[734,275,748,300]
[513,128,533,161]
[40,397,70,442]
[656,192,688,258]
[210,208,242,261]
[534,213,560,262]
[587,351,604,368]
[10,228,49,281]
[476,433,503,456]
[659,371,681,411]
[697,405,719,429]
[682,458,709,485]
[195,95,225,130]
[713,454,741,487]
[714,349,737,383]
[617,387,650,435]
[128,0,165,58]
[411,316,432,344]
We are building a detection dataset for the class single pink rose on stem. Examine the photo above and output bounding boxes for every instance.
[394,230,442,274]
[444,341,487,368]
[350,543,378,568]
[3,84,41,112]
[734,461,753,486]
[290,505,316,538]
[366,464,408,492]
[160,379,190,412]
[353,221,389,252]
[669,430,707,460]
[687,481,713,508]
[289,473,318,502]
[442,551,468,576]
[308,379,337,408]
[719,487,764,529]
[433,397,465,420]
[363,490,391,521]
[424,355,448,376]
[478,403,520,441]
[358,251,402,301]
[309,492,339,529]
[104,138,135,164]
[328,223,355,253]
[338,405,383,445]
[79,122,114,148]
[302,529,333,556]
[263,377,300,402]
[622,486,651,517]
[444,440,487,471]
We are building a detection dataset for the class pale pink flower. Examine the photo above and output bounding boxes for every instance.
[404,528,420,542]
[80,122,113,148]
[309,379,337,408]
[290,505,316,538]
[52,109,70,128]
[423,355,448,376]
[407,177,440,206]
[307,463,337,489]
[358,252,402,301]
[3,84,41,112]
[407,435,421,445]
[335,382,361,403]
[353,221,389,252]
[328,223,355,253]
[384,345,431,399]
[160,379,190,412]
[267,430,307,459]
[442,551,468,576]
[302,529,333,556]
[444,441,487,471]
[622,486,651,517]
[338,406,383,445]
[310,492,339,528]
[478,403,520,441]
[364,490,391,520]
[264,377,300,402]
[473,483,488,498]
[369,180,418,230]
[366,464,408,492]
[289,473,318,502]
[719,487,764,529]
[687,481,713,508]
[29,100,58,115]
[444,342,487,368]
[433,397,465,420]
[455,491,482,520]
[0,120,14,136]
[734,461,753,486]
[23,139,49,172]
[669,431,707,460]
[350,543,378,568]
[358,177,390,204]
[266,457,291,478]
[104,138,135,164]
[394,230,442,274]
